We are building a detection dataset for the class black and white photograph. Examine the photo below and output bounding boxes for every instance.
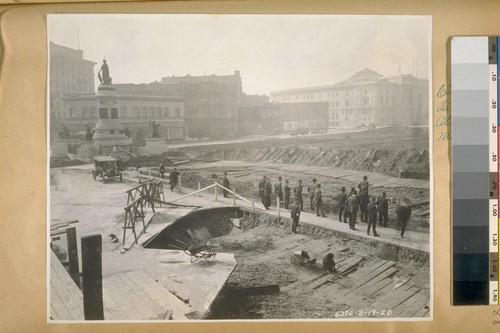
[47,14,432,321]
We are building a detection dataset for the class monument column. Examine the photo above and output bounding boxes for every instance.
[92,60,132,153]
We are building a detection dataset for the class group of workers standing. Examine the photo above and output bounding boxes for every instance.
[258,174,412,239]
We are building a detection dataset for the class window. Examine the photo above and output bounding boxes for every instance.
[149,107,155,118]
[99,108,108,119]
[141,107,147,118]
[163,107,169,118]
[134,106,140,117]
[156,107,162,118]
[119,107,127,119]
[111,108,118,119]
[175,107,181,118]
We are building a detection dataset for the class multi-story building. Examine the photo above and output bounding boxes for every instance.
[238,102,328,135]
[161,72,242,139]
[270,68,429,128]
[58,83,185,146]
[49,42,96,139]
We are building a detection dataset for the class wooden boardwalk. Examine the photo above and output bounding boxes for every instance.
[49,250,84,320]
[50,249,192,321]
[330,258,430,318]
[283,256,429,318]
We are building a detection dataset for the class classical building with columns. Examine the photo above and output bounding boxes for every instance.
[270,68,429,128]
[58,83,185,146]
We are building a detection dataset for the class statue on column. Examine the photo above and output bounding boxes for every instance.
[150,121,160,138]
[98,59,112,84]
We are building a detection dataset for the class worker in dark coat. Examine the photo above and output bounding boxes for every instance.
[346,191,359,230]
[337,186,347,222]
[290,198,301,234]
[367,196,380,236]
[377,191,389,227]
[222,172,231,198]
[264,178,273,209]
[308,178,318,211]
[396,199,412,238]
[315,184,327,217]
[284,179,291,209]
[359,188,369,222]
[169,167,179,192]
[159,160,166,179]
[294,179,304,211]
[358,175,369,196]
[323,253,336,273]
[259,176,268,209]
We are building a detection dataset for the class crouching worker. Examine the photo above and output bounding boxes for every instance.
[290,198,301,234]
[323,253,336,273]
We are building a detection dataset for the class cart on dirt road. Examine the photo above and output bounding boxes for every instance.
[92,156,123,183]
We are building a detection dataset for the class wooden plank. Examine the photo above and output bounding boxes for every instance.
[414,304,431,317]
[50,251,84,320]
[102,275,144,320]
[50,278,73,320]
[125,271,190,320]
[112,273,158,320]
[349,259,388,280]
[349,267,398,299]
[370,282,414,308]
[50,303,61,321]
[81,235,104,320]
[383,285,420,309]
[163,309,173,320]
[308,257,364,290]
[394,291,429,318]
[373,278,410,299]
[116,272,167,319]
[359,269,398,296]
[343,261,396,296]
[102,285,128,320]
[347,268,399,307]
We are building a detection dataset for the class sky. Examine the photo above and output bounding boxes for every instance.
[48,14,431,96]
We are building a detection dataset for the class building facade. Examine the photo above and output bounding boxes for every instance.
[238,102,328,135]
[49,42,96,139]
[57,83,185,146]
[161,71,242,139]
[270,68,429,128]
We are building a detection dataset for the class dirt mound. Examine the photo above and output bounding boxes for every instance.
[198,147,429,180]
[127,151,191,168]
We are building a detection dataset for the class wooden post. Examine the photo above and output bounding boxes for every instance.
[277,196,280,223]
[233,187,236,205]
[81,235,104,320]
[66,227,80,288]
[215,184,218,201]
[178,175,182,193]
[198,181,201,197]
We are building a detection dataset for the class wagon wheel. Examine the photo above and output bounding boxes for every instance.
[204,251,217,262]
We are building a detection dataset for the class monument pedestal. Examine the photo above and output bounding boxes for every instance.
[52,138,79,157]
[74,141,98,163]
[92,83,133,155]
[145,137,167,155]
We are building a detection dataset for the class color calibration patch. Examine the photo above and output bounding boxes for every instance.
[452,36,498,305]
